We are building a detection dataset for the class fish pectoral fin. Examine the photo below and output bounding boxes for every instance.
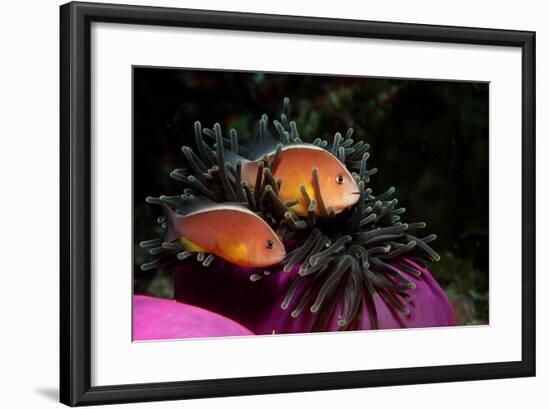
[216,237,248,263]
[179,237,206,253]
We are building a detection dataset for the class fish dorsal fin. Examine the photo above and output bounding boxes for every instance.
[250,141,327,162]
[173,197,216,217]
[279,142,326,153]
[176,199,258,221]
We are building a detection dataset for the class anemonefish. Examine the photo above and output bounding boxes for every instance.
[234,144,361,216]
[163,202,285,268]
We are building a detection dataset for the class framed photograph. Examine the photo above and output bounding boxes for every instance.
[60,1,536,406]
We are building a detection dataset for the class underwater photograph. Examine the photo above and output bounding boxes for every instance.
[133,67,489,341]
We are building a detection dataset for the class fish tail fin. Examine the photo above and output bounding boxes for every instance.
[162,203,207,253]
[161,205,180,243]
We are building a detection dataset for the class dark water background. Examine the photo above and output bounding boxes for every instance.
[133,67,489,325]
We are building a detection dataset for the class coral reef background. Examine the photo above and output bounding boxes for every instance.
[133,68,489,326]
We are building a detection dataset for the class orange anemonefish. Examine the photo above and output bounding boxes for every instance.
[233,144,361,216]
[163,203,285,268]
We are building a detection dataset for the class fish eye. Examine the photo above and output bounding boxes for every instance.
[266,239,274,249]
[336,174,345,184]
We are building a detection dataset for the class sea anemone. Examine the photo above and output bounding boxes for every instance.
[139,98,456,334]
[133,295,253,340]
[171,259,456,335]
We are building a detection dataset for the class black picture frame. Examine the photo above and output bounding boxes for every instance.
[60,1,536,406]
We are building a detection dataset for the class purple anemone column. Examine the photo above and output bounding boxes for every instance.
[173,258,456,336]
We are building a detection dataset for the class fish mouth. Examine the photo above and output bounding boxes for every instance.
[347,190,361,207]
[271,249,287,265]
